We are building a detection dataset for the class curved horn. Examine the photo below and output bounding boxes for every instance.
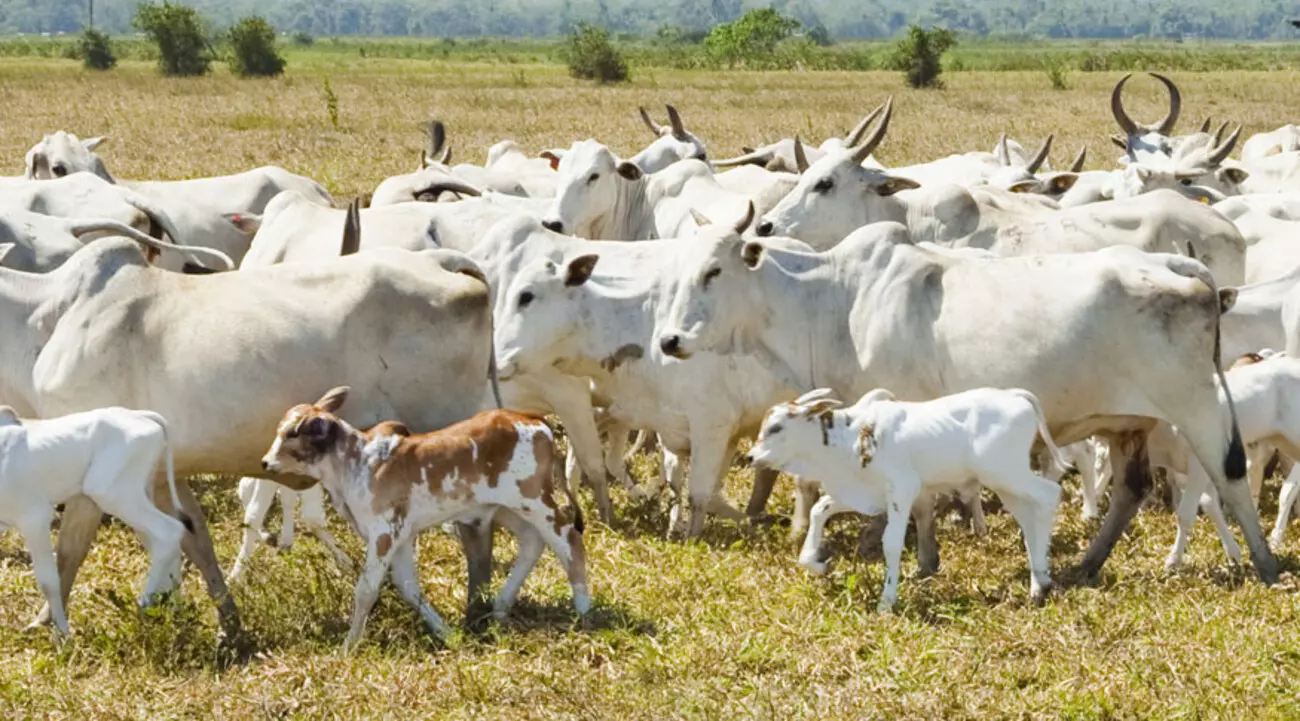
[1214,121,1230,147]
[793,136,809,174]
[843,102,887,146]
[638,106,664,136]
[427,120,447,161]
[792,388,837,406]
[995,133,1011,166]
[1068,145,1087,173]
[1199,117,1213,133]
[665,104,687,140]
[711,149,773,169]
[851,96,892,165]
[1110,73,1139,136]
[734,201,755,235]
[68,219,235,271]
[1026,133,1054,174]
[414,179,483,201]
[1149,72,1182,135]
[341,198,361,256]
[1207,125,1242,166]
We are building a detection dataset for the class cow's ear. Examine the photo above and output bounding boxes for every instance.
[616,161,643,180]
[1007,180,1038,194]
[1219,288,1238,313]
[225,212,262,235]
[314,386,350,413]
[1220,167,1249,185]
[83,136,109,151]
[1048,173,1079,193]
[564,254,599,287]
[875,175,920,196]
[741,241,764,269]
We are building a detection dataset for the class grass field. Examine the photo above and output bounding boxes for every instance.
[3,57,1300,718]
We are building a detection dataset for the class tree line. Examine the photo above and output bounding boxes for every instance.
[7,0,1300,41]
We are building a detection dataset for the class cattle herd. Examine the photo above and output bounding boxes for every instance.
[5,71,1300,651]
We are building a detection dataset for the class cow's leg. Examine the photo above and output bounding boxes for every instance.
[912,496,940,578]
[798,495,853,575]
[1247,443,1273,509]
[1272,462,1300,548]
[563,447,583,500]
[457,519,495,622]
[997,484,1059,606]
[683,436,742,539]
[345,535,397,652]
[1166,469,1202,571]
[490,513,545,617]
[1180,421,1278,584]
[664,449,688,538]
[1201,487,1242,566]
[791,477,820,540]
[959,485,987,537]
[299,486,354,574]
[745,468,779,520]
[1078,431,1151,579]
[170,480,242,639]
[28,495,101,630]
[548,394,613,523]
[22,511,68,637]
[388,539,451,641]
[1078,441,1102,521]
[230,478,279,581]
[878,483,919,613]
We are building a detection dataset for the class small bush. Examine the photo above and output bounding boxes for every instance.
[890,25,956,89]
[563,22,629,84]
[227,16,286,77]
[79,29,116,69]
[706,8,800,68]
[1045,60,1070,89]
[290,30,314,47]
[133,1,213,77]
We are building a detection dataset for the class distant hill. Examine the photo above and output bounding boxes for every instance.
[11,0,1300,41]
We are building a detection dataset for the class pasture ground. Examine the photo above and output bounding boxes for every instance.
[2,59,1300,718]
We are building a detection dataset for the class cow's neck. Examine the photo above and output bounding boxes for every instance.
[0,270,53,414]
[599,176,654,241]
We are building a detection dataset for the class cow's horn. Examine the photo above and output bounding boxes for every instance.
[1110,73,1139,135]
[1207,125,1242,166]
[427,120,447,161]
[1068,145,1087,173]
[1199,117,1212,133]
[851,96,892,164]
[1027,133,1054,174]
[638,106,663,136]
[665,104,687,140]
[793,135,809,173]
[844,101,887,146]
[341,198,361,256]
[1149,72,1182,135]
[414,179,483,200]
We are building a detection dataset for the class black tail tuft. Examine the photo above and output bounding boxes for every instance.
[573,505,585,534]
[179,512,196,534]
[1225,426,1247,480]
[182,262,217,275]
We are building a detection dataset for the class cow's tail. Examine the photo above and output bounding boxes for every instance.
[1010,389,1074,473]
[138,411,194,534]
[1164,254,1247,479]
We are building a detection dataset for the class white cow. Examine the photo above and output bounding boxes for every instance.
[492,210,801,537]
[0,208,230,273]
[1242,125,1300,163]
[747,387,1064,610]
[0,406,190,637]
[0,236,500,638]
[654,222,1278,583]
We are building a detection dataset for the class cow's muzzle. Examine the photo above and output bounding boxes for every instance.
[659,333,690,359]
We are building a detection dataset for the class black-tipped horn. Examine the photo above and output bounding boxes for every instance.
[1026,133,1054,174]
[413,179,483,201]
[638,106,663,136]
[1207,125,1242,166]
[844,101,887,146]
[995,133,1011,166]
[665,104,687,140]
[1214,121,1230,147]
[851,96,892,165]
[793,135,809,174]
[427,120,447,162]
[734,201,755,235]
[1111,73,1139,136]
[1149,72,1182,135]
[1199,117,1213,133]
[341,198,361,256]
[1068,145,1087,173]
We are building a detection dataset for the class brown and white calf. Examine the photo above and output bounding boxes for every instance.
[261,387,590,650]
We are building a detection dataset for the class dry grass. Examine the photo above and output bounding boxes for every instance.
[3,58,1300,719]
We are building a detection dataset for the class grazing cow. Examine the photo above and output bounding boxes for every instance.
[491,210,800,537]
[23,132,333,265]
[0,234,498,639]
[0,406,192,637]
[0,208,232,273]
[747,387,1065,610]
[654,222,1279,583]
[261,389,590,651]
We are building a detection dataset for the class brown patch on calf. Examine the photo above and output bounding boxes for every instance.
[375,532,393,557]
[600,343,644,372]
[857,425,878,468]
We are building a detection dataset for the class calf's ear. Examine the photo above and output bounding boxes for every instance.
[314,385,351,413]
[565,254,599,287]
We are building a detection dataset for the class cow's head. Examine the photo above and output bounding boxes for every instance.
[755,99,919,249]
[631,105,708,173]
[262,386,351,479]
[747,389,846,476]
[984,135,1083,199]
[494,254,599,381]
[25,131,111,181]
[543,140,642,238]
[657,204,768,360]
[1116,127,1245,203]
[1110,73,1183,163]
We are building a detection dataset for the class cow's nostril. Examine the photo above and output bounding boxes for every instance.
[756,221,774,237]
[660,335,681,355]
[261,460,271,471]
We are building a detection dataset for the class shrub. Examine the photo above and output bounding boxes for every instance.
[563,22,629,84]
[290,30,314,47]
[706,8,800,68]
[79,29,116,70]
[133,1,213,77]
[889,24,956,89]
[227,16,286,77]
[1045,60,1070,89]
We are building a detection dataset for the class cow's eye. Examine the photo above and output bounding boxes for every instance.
[814,177,833,192]
[766,423,782,436]
[1180,178,1193,186]
[518,291,535,309]
[285,429,299,439]
[703,267,721,286]
[52,165,67,177]
[588,173,600,184]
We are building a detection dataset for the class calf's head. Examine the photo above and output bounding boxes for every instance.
[262,386,352,477]
[747,390,845,475]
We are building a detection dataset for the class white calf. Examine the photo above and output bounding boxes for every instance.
[228,481,353,581]
[748,387,1064,611]
[0,406,189,637]
[261,388,590,651]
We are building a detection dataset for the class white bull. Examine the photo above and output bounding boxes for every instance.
[654,222,1278,584]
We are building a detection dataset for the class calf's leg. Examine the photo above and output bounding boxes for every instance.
[1272,462,1300,548]
[388,540,451,640]
[791,477,820,540]
[22,511,68,637]
[490,513,546,617]
[230,478,279,580]
[345,536,397,652]
[299,486,354,574]
[798,495,853,575]
[877,483,918,613]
